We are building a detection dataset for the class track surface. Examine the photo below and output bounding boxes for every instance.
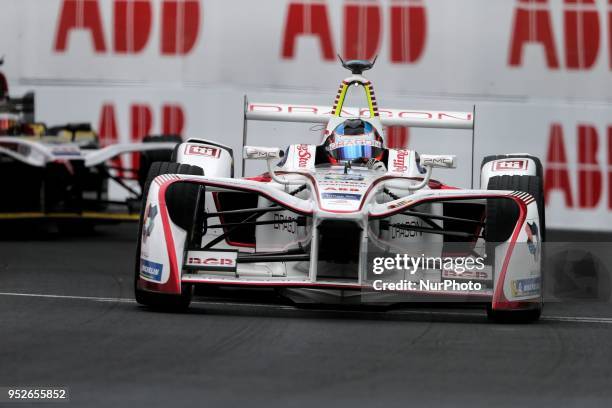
[1,225,612,407]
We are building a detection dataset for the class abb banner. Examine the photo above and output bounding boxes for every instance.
[0,0,610,230]
[0,0,608,99]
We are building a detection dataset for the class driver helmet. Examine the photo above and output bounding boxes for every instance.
[324,119,384,163]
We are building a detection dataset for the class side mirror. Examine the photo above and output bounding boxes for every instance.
[243,146,284,160]
[420,154,456,169]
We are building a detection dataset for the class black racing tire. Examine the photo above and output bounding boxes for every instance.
[485,175,545,243]
[486,305,541,323]
[138,135,183,188]
[170,143,181,162]
[486,174,545,323]
[134,161,203,311]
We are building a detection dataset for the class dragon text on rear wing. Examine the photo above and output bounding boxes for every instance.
[245,102,474,130]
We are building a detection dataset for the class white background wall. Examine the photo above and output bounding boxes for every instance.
[1,0,611,230]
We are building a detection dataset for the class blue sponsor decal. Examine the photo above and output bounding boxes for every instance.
[140,258,163,282]
[511,277,541,297]
[321,193,362,201]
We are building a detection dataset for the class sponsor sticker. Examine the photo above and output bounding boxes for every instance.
[392,149,410,173]
[493,160,528,171]
[142,204,157,244]
[525,221,540,260]
[387,199,412,209]
[296,144,312,168]
[140,258,163,282]
[511,277,541,297]
[184,250,238,272]
[185,144,221,158]
[321,193,362,201]
[326,138,382,151]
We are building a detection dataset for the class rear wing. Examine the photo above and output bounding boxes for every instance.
[245,102,474,130]
[242,96,476,187]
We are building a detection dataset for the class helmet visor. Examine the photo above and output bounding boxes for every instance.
[327,142,384,161]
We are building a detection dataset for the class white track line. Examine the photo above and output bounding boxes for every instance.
[1,291,612,324]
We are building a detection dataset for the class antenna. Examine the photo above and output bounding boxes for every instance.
[337,55,377,75]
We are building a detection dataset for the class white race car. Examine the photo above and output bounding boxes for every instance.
[0,59,179,229]
[135,59,545,322]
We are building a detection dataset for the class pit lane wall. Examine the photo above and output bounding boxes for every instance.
[0,0,611,231]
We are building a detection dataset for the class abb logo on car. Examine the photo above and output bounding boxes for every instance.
[185,145,221,158]
[493,160,528,171]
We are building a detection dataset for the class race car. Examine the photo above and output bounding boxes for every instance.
[0,59,179,230]
[135,59,545,322]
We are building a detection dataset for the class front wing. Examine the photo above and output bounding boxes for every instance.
[137,174,542,311]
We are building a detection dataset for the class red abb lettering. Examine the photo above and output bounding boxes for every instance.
[161,0,201,55]
[97,103,186,174]
[130,105,153,171]
[282,2,335,60]
[54,0,200,55]
[98,104,124,177]
[54,0,107,52]
[609,126,612,209]
[282,1,426,64]
[114,0,152,54]
[385,127,410,149]
[509,0,610,70]
[577,124,602,208]
[509,0,560,68]
[564,0,600,69]
[343,2,381,60]
[609,0,612,69]
[162,104,185,135]
[544,123,573,206]
[390,0,427,63]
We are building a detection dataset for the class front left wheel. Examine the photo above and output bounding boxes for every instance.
[134,161,203,311]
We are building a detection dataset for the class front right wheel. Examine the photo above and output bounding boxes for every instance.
[485,173,544,323]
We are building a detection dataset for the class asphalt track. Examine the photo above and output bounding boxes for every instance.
[1,224,612,407]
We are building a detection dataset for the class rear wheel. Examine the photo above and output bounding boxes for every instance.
[486,174,545,323]
[134,161,204,311]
